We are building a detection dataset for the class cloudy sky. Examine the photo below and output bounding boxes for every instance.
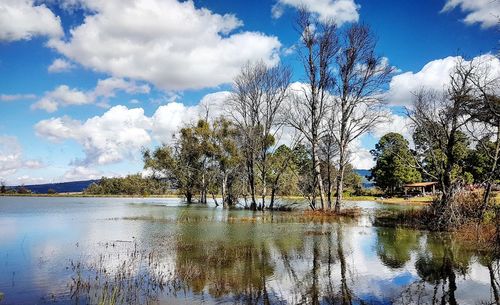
[0,0,498,185]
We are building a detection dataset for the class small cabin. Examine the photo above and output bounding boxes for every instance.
[403,182,438,196]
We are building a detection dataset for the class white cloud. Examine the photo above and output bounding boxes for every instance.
[345,135,375,170]
[0,93,37,101]
[35,105,152,165]
[48,58,75,73]
[62,166,102,181]
[31,77,150,112]
[34,90,230,166]
[47,0,281,91]
[92,77,150,100]
[15,176,47,185]
[151,102,199,143]
[371,112,412,140]
[0,0,63,41]
[442,0,500,29]
[348,112,413,170]
[151,91,229,142]
[387,54,500,106]
[32,85,90,112]
[272,0,359,25]
[0,135,44,182]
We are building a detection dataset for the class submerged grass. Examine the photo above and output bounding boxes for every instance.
[67,244,169,305]
[302,208,362,218]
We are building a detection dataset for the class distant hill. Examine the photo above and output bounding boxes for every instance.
[10,170,372,194]
[12,180,99,194]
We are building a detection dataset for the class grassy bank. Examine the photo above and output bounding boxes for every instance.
[344,195,433,205]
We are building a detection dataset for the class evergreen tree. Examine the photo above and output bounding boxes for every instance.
[370,133,421,194]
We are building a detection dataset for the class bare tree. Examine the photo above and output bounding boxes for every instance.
[465,56,500,213]
[408,58,478,228]
[319,118,339,209]
[287,8,339,210]
[0,180,6,194]
[228,60,291,210]
[330,24,393,212]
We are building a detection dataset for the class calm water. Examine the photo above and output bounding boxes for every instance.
[0,196,498,305]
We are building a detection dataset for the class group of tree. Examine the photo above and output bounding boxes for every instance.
[370,131,499,194]
[143,8,390,211]
[370,56,499,229]
[142,116,364,208]
[84,174,170,196]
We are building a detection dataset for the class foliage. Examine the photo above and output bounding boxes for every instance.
[465,137,500,183]
[16,185,31,194]
[84,174,169,196]
[370,132,421,194]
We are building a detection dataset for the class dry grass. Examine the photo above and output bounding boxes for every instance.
[452,222,498,252]
[343,195,433,205]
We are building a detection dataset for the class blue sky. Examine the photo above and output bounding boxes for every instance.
[0,0,498,185]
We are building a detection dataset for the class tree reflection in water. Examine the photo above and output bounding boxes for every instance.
[384,231,500,305]
[65,216,499,305]
[172,219,371,304]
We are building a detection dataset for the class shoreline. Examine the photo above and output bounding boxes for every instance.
[0,193,433,205]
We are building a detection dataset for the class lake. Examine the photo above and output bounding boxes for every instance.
[0,196,497,305]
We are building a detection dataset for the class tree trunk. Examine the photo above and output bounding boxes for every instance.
[335,167,344,213]
[212,193,219,207]
[311,142,325,210]
[248,158,257,210]
[482,122,500,217]
[200,172,207,204]
[335,149,346,213]
[260,152,267,211]
[269,187,276,210]
[185,191,193,204]
[222,173,228,208]
[335,114,347,214]
[326,160,332,209]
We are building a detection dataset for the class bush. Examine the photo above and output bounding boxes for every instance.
[375,189,499,232]
[16,186,31,194]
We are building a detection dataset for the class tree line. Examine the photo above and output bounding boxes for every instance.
[143,8,391,211]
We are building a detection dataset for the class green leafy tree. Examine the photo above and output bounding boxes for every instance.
[266,144,299,209]
[143,127,202,203]
[465,137,499,183]
[84,174,169,195]
[343,164,363,195]
[370,132,421,194]
[413,127,470,185]
[210,118,243,207]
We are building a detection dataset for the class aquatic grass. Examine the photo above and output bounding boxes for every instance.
[301,208,362,219]
[67,243,169,305]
